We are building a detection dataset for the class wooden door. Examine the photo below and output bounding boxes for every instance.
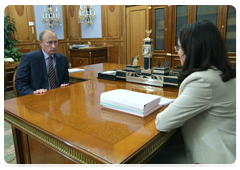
[5,5,36,44]
[5,5,37,54]
[126,6,150,67]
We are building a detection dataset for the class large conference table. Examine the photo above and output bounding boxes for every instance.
[4,63,179,164]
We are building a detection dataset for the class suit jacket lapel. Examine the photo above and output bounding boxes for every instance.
[55,53,61,86]
[37,50,48,81]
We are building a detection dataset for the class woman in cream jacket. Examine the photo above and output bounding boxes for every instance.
[155,20,236,164]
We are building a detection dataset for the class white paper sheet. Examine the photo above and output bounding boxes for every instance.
[159,97,175,106]
[68,68,85,73]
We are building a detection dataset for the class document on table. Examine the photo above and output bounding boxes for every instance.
[100,89,162,117]
[159,97,175,106]
[68,68,85,73]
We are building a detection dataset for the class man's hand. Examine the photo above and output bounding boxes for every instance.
[60,83,69,87]
[33,89,47,94]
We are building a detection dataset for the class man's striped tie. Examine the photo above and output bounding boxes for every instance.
[48,56,57,89]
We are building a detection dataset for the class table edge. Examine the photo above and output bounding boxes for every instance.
[4,111,178,164]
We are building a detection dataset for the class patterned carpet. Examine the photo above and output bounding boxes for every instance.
[4,90,17,164]
[4,121,16,164]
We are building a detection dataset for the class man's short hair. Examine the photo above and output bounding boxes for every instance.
[39,29,57,42]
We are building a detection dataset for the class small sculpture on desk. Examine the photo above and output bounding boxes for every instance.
[163,60,170,68]
[145,29,152,38]
[124,55,141,73]
[156,61,161,68]
[132,55,139,66]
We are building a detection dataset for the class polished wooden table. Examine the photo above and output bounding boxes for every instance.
[4,63,179,164]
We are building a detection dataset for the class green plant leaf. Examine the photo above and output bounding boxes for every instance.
[4,14,21,61]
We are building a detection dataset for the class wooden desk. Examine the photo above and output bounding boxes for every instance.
[69,47,107,67]
[4,63,179,164]
[69,63,179,93]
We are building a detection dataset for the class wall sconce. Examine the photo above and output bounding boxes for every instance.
[78,5,96,26]
[42,5,61,28]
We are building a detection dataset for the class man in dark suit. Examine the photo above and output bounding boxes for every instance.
[15,29,69,97]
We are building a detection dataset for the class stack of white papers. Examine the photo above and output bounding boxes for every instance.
[100,89,162,117]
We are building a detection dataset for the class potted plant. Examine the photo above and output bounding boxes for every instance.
[4,14,22,66]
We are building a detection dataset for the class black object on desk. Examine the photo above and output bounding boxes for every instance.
[97,70,118,81]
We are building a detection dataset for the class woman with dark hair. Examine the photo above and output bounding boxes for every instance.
[155,20,236,164]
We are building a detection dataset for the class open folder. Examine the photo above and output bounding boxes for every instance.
[100,89,162,117]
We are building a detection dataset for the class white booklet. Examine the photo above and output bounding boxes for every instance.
[100,89,162,117]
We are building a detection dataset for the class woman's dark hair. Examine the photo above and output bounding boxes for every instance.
[178,20,235,82]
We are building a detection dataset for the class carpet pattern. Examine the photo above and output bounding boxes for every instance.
[4,121,16,164]
[4,90,17,164]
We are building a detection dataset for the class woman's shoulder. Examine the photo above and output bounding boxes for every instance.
[187,68,221,81]
[180,69,222,89]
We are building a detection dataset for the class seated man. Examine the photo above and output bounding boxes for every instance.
[15,29,69,97]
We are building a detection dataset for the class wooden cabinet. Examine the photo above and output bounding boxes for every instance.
[151,5,171,68]
[69,47,108,67]
[151,5,236,68]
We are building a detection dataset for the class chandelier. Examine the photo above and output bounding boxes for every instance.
[78,5,96,26]
[42,5,61,28]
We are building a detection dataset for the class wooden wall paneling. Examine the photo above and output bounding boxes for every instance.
[108,46,119,63]
[171,56,181,68]
[90,42,105,47]
[67,5,81,41]
[6,5,36,44]
[126,5,149,67]
[122,6,127,64]
[221,5,236,66]
[188,5,195,24]
[217,5,224,31]
[57,43,68,63]
[105,5,122,40]
[100,5,106,42]
[104,5,124,64]
[105,42,123,63]
[16,44,36,54]
[228,52,238,66]
[166,5,172,54]
[152,55,166,68]
[60,5,70,62]
[69,41,104,47]
[61,5,68,41]
[148,6,152,35]
[219,5,228,41]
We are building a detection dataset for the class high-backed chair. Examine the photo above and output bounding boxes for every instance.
[4,63,8,98]
[13,68,18,97]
